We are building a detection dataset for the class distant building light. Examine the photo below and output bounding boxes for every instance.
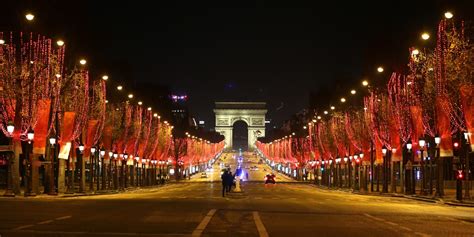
[199,121,205,125]
[265,120,271,124]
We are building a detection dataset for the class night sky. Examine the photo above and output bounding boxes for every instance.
[2,0,473,129]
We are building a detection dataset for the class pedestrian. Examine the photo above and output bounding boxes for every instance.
[227,171,234,192]
[221,170,228,197]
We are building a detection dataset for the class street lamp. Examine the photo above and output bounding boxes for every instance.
[444,11,453,19]
[419,137,427,195]
[406,140,413,151]
[117,85,123,91]
[128,94,133,99]
[6,121,14,134]
[340,97,346,103]
[350,90,356,95]
[377,66,384,73]
[421,33,430,40]
[25,13,35,21]
[382,145,387,155]
[78,143,85,153]
[56,40,65,46]
[27,127,35,141]
[362,80,369,87]
[79,59,87,65]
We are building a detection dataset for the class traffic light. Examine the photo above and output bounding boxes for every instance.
[456,170,464,180]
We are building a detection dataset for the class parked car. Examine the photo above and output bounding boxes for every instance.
[200,172,208,178]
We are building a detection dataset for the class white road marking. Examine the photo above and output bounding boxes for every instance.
[414,231,432,237]
[191,209,217,237]
[253,211,269,237]
[37,220,54,225]
[55,215,72,220]
[399,226,413,231]
[385,221,398,226]
[363,213,384,222]
[12,224,34,230]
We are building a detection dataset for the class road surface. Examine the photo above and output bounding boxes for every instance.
[1,152,473,237]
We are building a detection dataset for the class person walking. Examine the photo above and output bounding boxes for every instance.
[227,171,234,192]
[221,170,228,197]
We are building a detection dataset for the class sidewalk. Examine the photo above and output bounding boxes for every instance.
[0,184,169,199]
[308,183,474,207]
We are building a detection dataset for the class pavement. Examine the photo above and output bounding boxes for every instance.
[1,152,473,237]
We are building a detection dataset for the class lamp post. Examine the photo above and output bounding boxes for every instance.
[419,137,426,195]
[343,157,348,188]
[434,135,443,197]
[25,127,35,196]
[406,140,414,194]
[382,145,387,193]
[48,136,58,195]
[122,153,128,189]
[89,147,96,192]
[135,156,140,186]
[3,122,15,197]
[99,149,105,190]
[78,143,85,193]
[463,132,471,199]
[108,151,113,189]
[113,152,118,190]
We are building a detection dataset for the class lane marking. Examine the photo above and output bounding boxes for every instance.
[363,213,384,222]
[385,221,398,226]
[253,211,269,237]
[191,209,217,237]
[399,226,413,231]
[55,215,72,221]
[414,232,432,237]
[12,224,34,230]
[37,220,54,225]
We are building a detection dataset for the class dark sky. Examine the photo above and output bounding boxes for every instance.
[2,0,473,129]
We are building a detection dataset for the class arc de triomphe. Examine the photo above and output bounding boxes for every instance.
[214,102,266,151]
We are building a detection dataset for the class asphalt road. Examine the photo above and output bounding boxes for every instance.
[1,153,473,237]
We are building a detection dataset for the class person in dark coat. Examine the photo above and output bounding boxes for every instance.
[226,171,234,192]
[221,170,228,197]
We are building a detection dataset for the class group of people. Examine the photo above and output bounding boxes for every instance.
[221,169,235,197]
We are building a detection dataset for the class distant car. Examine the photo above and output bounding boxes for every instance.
[200,172,208,178]
[264,174,276,184]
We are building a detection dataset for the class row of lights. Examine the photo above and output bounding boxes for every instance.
[8,12,164,120]
[310,11,454,123]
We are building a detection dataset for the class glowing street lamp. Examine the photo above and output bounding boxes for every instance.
[0,39,5,45]
[78,143,85,153]
[6,121,14,134]
[340,97,346,103]
[100,149,106,157]
[444,11,453,19]
[147,107,152,111]
[25,13,35,21]
[350,90,356,95]
[102,75,108,80]
[330,106,335,110]
[377,66,384,73]
[91,147,96,154]
[382,145,387,155]
[421,33,430,40]
[117,85,123,91]
[411,49,420,56]
[27,127,35,141]
[362,80,369,87]
[323,111,328,115]
[79,59,87,65]
[56,40,65,46]
[419,138,426,150]
[128,94,134,99]
[406,140,413,151]
[434,134,441,146]
[49,137,56,145]
[138,101,143,105]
